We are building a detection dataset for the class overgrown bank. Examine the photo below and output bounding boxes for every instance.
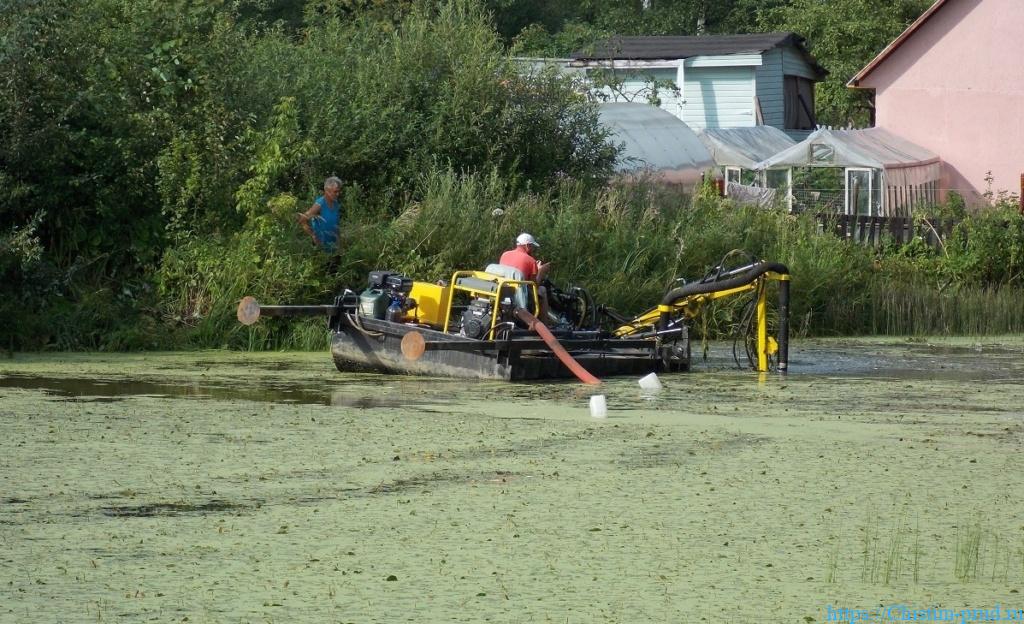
[3,0,1022,351]
[9,165,1024,351]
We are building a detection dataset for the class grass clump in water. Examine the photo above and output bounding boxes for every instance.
[858,510,921,586]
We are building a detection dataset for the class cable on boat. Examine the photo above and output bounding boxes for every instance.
[347,306,384,338]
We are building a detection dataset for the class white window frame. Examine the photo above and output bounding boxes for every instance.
[725,167,742,195]
[845,167,874,216]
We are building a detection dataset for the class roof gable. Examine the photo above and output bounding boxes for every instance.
[849,0,950,87]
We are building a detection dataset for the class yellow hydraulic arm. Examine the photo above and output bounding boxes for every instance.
[614,263,791,373]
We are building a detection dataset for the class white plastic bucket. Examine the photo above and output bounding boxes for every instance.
[589,394,608,419]
[638,372,663,392]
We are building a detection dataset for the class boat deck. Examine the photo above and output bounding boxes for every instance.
[330,315,687,381]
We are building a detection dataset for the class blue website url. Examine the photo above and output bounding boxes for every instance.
[826,605,1024,623]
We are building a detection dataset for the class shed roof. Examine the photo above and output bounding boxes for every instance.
[598,103,714,183]
[697,126,797,169]
[572,32,827,78]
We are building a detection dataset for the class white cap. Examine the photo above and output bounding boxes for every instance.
[516,232,539,247]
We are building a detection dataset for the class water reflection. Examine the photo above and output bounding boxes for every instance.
[0,374,443,408]
[2,339,1022,409]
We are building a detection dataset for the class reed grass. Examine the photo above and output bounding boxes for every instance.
[868,282,1024,336]
[955,517,984,582]
[824,519,841,584]
[151,168,1024,349]
[859,511,919,585]
[952,517,1022,584]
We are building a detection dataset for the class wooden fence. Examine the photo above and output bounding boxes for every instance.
[815,214,958,247]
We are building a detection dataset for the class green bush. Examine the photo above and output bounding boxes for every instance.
[1,0,617,349]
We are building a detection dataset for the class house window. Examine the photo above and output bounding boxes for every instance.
[784,76,816,130]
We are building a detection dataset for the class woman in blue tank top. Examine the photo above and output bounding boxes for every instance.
[297,176,342,252]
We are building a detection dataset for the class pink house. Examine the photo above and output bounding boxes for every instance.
[848,0,1024,202]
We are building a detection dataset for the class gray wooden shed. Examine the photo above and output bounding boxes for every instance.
[571,33,827,141]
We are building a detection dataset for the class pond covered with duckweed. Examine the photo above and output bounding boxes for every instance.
[2,337,1024,622]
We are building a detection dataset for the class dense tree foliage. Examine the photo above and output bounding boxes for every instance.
[0,0,614,348]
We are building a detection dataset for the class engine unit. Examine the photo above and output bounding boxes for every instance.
[460,298,493,340]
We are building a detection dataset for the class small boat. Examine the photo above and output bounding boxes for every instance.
[237,259,790,383]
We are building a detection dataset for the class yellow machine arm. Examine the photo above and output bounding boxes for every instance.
[614,262,791,373]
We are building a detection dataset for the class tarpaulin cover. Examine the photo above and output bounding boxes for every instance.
[728,183,778,208]
[598,102,715,184]
[697,126,796,169]
[754,127,940,186]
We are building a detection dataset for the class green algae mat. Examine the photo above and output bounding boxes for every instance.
[2,339,1024,622]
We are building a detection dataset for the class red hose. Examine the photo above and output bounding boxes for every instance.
[514,308,601,385]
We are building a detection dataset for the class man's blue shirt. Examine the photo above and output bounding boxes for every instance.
[311,195,340,251]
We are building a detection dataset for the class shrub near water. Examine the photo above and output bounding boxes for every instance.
[863,201,1024,336]
[1,0,614,350]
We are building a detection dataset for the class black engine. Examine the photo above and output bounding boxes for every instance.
[460,298,492,340]
[544,280,597,330]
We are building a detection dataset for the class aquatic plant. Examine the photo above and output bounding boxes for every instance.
[955,516,984,582]
[859,510,919,586]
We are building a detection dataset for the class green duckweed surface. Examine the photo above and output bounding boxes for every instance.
[2,338,1024,623]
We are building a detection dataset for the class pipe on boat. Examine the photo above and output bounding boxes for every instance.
[658,261,790,372]
[513,308,601,385]
[656,262,790,331]
[236,296,341,326]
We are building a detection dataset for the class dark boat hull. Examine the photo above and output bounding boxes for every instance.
[329,316,688,381]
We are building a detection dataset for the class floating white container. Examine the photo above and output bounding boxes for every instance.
[638,372,663,392]
[589,395,608,418]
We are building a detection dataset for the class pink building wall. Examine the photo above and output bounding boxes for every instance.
[855,0,1024,201]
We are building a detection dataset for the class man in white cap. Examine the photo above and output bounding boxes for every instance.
[500,233,550,282]
[499,232,552,321]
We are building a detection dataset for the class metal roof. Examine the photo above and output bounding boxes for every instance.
[598,103,714,184]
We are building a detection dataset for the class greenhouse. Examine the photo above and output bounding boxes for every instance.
[696,126,796,195]
[752,127,941,216]
[598,102,715,185]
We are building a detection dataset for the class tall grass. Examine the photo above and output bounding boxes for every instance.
[151,168,1024,350]
[860,512,918,585]
[350,170,880,328]
[953,516,1021,583]
[868,282,1024,335]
